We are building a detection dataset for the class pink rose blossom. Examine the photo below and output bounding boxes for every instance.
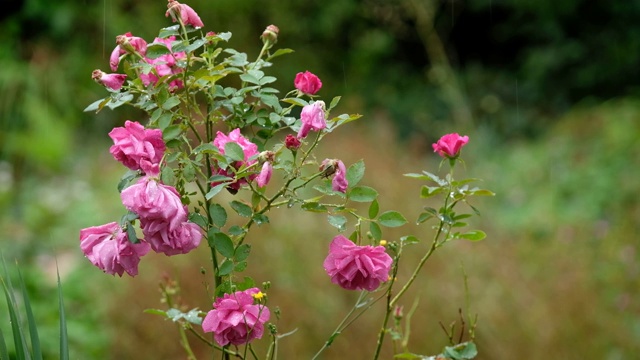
[212,129,259,191]
[294,71,323,95]
[320,159,348,193]
[297,101,326,139]
[323,235,392,291]
[92,70,127,91]
[166,0,204,28]
[256,162,273,188]
[110,32,148,71]
[109,120,166,175]
[120,177,187,231]
[141,219,202,255]
[139,37,186,90]
[202,288,271,346]
[79,222,150,277]
[432,133,469,158]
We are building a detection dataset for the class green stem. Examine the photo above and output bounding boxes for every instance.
[372,251,401,359]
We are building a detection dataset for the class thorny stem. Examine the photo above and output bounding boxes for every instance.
[372,249,401,359]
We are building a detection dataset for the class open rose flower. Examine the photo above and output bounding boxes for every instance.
[121,176,187,230]
[212,128,259,192]
[141,219,202,256]
[92,70,126,91]
[294,71,322,95]
[202,288,271,346]
[297,101,326,139]
[139,36,186,90]
[166,0,204,28]
[109,120,166,175]
[432,133,469,158]
[323,235,392,291]
[79,222,150,277]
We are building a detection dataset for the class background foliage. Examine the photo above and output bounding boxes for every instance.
[1,0,639,359]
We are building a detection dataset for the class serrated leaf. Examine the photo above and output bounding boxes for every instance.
[443,341,478,359]
[234,261,248,272]
[212,232,235,258]
[83,98,109,112]
[301,202,328,212]
[281,97,308,107]
[209,203,227,228]
[422,170,447,186]
[188,212,207,229]
[329,96,341,110]
[234,244,251,262]
[417,212,434,224]
[421,185,444,198]
[162,96,181,110]
[368,199,379,219]
[252,213,269,225]
[267,48,294,60]
[459,230,486,241]
[348,185,378,202]
[400,235,419,244]
[346,160,365,187]
[163,125,182,141]
[159,25,180,38]
[378,211,408,228]
[328,215,347,231]
[369,221,382,241]
[205,183,227,200]
[146,43,171,59]
[224,142,245,162]
[218,260,234,276]
[230,200,253,217]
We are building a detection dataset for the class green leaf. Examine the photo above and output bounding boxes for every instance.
[230,200,253,217]
[346,160,365,187]
[471,189,495,196]
[368,199,379,219]
[443,341,478,359]
[146,43,172,59]
[348,185,378,203]
[205,183,227,200]
[17,266,41,360]
[252,213,269,225]
[459,230,487,241]
[218,260,234,276]
[235,276,256,291]
[281,97,308,107]
[378,211,408,228]
[0,323,9,360]
[83,97,109,113]
[224,142,245,162]
[329,96,341,110]
[328,215,347,231]
[188,212,207,229]
[240,73,261,85]
[369,221,382,241]
[234,244,251,262]
[421,185,444,198]
[159,25,180,38]
[57,264,69,360]
[400,235,419,244]
[416,212,434,224]
[212,232,235,258]
[209,203,227,228]
[162,96,181,110]
[267,48,294,60]
[234,261,248,272]
[185,38,206,53]
[162,125,182,141]
[301,202,328,212]
[228,226,245,236]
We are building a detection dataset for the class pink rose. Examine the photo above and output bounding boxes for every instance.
[110,32,148,71]
[166,0,204,28]
[323,235,392,291]
[139,37,186,90]
[320,159,348,193]
[91,70,127,91]
[141,219,202,256]
[109,120,166,175]
[79,222,150,277]
[432,133,469,158]
[256,162,272,188]
[294,71,322,95]
[212,129,259,191]
[120,177,187,231]
[297,101,326,139]
[202,288,270,346]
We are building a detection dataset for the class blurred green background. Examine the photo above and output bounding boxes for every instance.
[1,0,639,359]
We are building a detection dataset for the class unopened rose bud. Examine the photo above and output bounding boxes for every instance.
[284,134,301,150]
[394,305,404,320]
[261,24,279,46]
[92,69,127,91]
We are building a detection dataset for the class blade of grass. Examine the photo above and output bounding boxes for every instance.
[18,265,43,360]
[0,323,9,360]
[1,256,31,360]
[57,262,69,360]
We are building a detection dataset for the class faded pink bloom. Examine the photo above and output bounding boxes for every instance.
[79,222,150,277]
[110,32,148,71]
[92,70,127,91]
[141,219,202,256]
[432,133,469,158]
[120,176,187,231]
[320,159,348,193]
[284,134,301,150]
[109,120,165,175]
[202,288,271,346]
[139,37,186,90]
[212,129,259,192]
[297,101,326,139]
[323,235,392,291]
[294,71,322,95]
[256,162,272,188]
[166,0,204,28]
